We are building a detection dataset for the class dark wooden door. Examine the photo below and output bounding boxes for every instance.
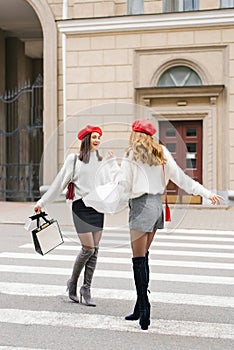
[159,120,202,204]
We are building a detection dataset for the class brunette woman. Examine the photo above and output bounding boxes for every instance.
[118,119,223,330]
[34,125,118,306]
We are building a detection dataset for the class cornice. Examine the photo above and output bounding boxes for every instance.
[57,10,234,35]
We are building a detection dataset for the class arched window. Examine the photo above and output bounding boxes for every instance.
[157,66,202,87]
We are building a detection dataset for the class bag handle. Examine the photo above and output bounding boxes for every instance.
[29,211,50,228]
[29,211,48,221]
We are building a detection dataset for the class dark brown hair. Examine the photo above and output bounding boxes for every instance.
[78,133,102,163]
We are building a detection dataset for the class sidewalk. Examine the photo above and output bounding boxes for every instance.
[0,201,233,231]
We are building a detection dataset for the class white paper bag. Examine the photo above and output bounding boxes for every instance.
[32,220,64,255]
[26,212,64,255]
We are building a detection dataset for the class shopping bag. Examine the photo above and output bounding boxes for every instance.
[83,182,127,214]
[29,212,64,255]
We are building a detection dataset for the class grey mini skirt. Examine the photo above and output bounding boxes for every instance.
[129,193,164,232]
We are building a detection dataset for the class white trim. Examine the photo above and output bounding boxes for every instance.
[62,1,68,160]
[26,0,58,184]
[57,10,234,35]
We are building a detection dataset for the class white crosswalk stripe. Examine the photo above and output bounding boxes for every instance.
[1,264,234,284]
[1,282,234,308]
[1,309,234,339]
[1,252,234,270]
[0,227,234,342]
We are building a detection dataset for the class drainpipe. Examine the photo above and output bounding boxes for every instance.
[62,0,68,160]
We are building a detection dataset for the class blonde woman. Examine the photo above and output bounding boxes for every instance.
[119,119,223,330]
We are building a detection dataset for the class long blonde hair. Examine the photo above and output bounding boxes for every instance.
[126,131,166,166]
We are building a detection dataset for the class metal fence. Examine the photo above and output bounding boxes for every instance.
[0,74,43,201]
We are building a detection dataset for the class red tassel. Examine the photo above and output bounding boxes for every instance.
[66,182,75,200]
[165,203,171,222]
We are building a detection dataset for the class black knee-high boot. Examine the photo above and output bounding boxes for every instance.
[125,251,149,321]
[132,256,150,330]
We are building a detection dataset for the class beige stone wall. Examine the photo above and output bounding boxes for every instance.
[71,0,115,18]
[200,0,220,10]
[49,0,226,20]
[50,0,234,192]
[47,0,63,20]
[145,0,162,14]
[58,22,234,191]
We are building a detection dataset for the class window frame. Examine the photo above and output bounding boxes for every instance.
[127,0,144,15]
[157,66,202,87]
[163,0,199,13]
[220,0,234,8]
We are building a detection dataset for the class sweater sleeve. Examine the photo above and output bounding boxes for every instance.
[117,152,133,196]
[98,156,120,184]
[163,146,211,199]
[37,153,75,207]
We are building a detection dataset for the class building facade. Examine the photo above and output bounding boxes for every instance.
[0,0,234,204]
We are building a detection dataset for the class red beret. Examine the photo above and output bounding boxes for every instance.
[132,119,156,136]
[78,125,102,141]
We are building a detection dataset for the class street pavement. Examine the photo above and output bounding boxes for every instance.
[0,202,234,349]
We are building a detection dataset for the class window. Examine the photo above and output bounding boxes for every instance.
[128,0,144,15]
[221,0,234,8]
[157,66,202,87]
[163,0,199,12]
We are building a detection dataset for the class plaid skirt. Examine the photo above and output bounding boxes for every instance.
[129,193,164,232]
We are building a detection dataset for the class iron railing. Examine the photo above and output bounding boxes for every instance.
[0,74,43,201]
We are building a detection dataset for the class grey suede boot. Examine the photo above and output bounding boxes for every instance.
[67,247,94,303]
[80,247,98,306]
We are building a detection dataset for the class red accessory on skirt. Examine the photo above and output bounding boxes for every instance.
[78,125,102,141]
[132,119,156,136]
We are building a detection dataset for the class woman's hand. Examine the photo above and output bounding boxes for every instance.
[34,205,42,213]
[209,193,224,205]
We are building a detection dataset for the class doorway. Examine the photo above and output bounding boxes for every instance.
[159,120,203,204]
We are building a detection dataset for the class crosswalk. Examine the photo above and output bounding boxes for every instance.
[0,226,234,345]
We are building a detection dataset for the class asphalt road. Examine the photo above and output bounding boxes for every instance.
[0,223,234,350]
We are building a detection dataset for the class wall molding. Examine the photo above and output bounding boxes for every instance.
[57,10,234,34]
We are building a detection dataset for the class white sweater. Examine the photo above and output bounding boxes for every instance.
[118,145,211,200]
[37,152,119,207]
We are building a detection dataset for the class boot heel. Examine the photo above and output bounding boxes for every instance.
[139,309,150,330]
[80,286,96,307]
